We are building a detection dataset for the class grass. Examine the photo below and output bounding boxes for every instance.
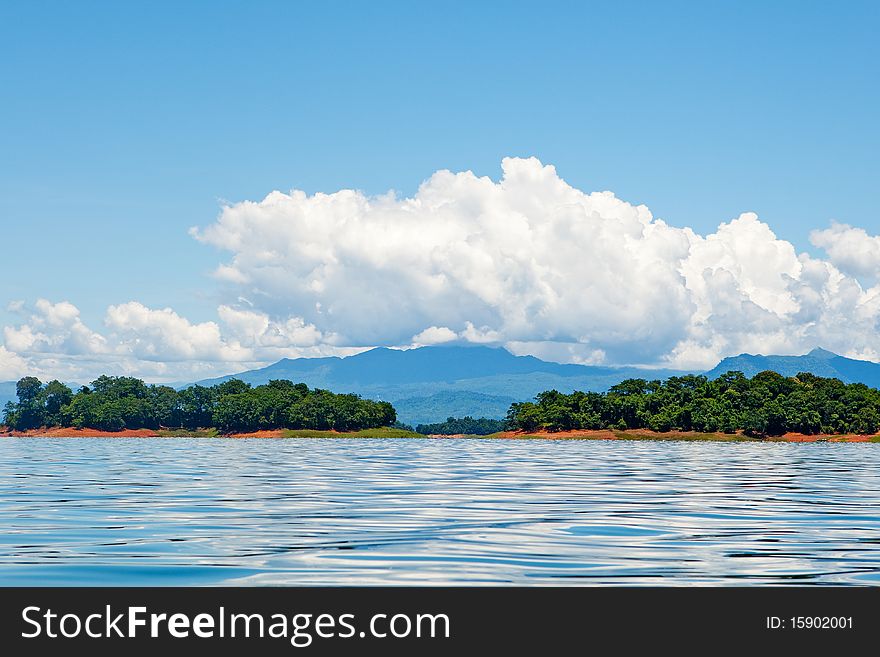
[612,431,753,442]
[481,430,756,441]
[279,427,424,438]
[151,427,425,438]
[156,428,219,437]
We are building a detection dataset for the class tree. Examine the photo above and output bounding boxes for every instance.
[148,385,181,428]
[42,380,73,427]
[212,394,262,433]
[14,377,44,430]
[2,401,20,429]
[504,371,880,437]
[179,385,215,429]
[16,377,42,404]
[216,379,251,396]
[416,416,507,435]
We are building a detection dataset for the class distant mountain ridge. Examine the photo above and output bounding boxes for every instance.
[197,346,626,386]
[0,379,81,415]
[6,346,880,427]
[390,390,519,426]
[705,347,880,387]
[194,345,690,426]
[0,380,16,413]
[194,345,880,425]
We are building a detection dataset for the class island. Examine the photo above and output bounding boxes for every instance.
[1,371,879,442]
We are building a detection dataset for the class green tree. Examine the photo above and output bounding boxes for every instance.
[14,376,45,430]
[42,380,73,427]
[505,370,880,438]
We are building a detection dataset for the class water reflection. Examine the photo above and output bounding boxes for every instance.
[0,438,878,585]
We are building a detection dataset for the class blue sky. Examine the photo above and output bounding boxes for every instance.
[1,1,879,380]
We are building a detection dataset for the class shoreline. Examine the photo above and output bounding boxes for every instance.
[491,429,877,443]
[0,427,416,439]
[1,427,878,442]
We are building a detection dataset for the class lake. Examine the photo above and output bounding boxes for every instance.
[1,438,879,585]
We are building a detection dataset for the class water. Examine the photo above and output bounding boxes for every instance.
[1,437,879,586]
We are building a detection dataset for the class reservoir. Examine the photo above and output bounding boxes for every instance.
[1,438,878,585]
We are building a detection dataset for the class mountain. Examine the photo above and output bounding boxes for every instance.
[706,347,880,387]
[392,391,519,426]
[197,346,620,387]
[195,345,690,426]
[0,380,85,415]
[0,381,16,411]
[6,347,880,428]
[194,345,880,426]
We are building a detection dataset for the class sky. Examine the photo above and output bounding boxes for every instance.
[0,1,878,383]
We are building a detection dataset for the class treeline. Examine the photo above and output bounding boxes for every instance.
[415,416,507,435]
[505,371,880,436]
[2,376,396,433]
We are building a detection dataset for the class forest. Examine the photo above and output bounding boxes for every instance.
[1,376,396,433]
[7,370,880,438]
[505,371,880,436]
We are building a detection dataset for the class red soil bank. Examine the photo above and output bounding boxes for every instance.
[494,429,875,442]
[1,427,874,442]
[0,427,161,437]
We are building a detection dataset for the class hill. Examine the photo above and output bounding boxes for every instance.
[392,390,519,426]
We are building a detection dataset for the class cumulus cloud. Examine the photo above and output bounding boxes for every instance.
[4,299,109,356]
[411,326,458,346]
[0,300,358,383]
[217,305,326,349]
[0,346,29,381]
[4,157,880,381]
[192,157,696,363]
[105,302,247,362]
[189,156,880,369]
[810,221,880,282]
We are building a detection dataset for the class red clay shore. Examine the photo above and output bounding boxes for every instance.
[0,427,876,441]
[0,427,268,438]
[493,429,876,442]
[0,428,363,439]
[0,427,165,438]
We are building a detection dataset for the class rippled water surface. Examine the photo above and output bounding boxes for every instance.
[1,438,879,585]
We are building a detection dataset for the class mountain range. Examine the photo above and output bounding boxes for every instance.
[4,346,880,426]
[704,347,880,387]
[192,346,880,425]
[193,346,689,426]
[0,380,15,416]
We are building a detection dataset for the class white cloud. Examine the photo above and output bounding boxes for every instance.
[4,157,880,381]
[459,322,502,344]
[411,326,457,346]
[810,221,880,282]
[105,302,246,362]
[4,299,109,357]
[506,341,608,366]
[0,346,29,381]
[190,156,880,368]
[0,300,357,383]
[192,157,697,362]
[217,305,325,348]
